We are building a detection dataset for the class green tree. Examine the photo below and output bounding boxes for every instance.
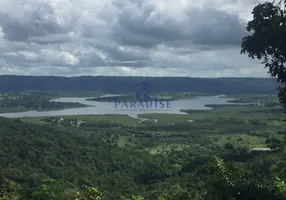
[120,196,145,200]
[0,172,20,200]
[157,184,198,200]
[201,157,286,199]
[241,0,286,108]
[31,179,72,200]
[74,185,102,200]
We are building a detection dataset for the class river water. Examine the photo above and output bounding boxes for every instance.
[0,95,238,118]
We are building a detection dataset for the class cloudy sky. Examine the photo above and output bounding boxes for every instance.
[0,0,270,77]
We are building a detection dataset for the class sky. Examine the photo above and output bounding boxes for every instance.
[0,0,271,77]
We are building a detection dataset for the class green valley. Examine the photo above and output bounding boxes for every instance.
[0,93,286,199]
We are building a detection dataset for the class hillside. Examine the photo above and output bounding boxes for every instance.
[0,76,279,94]
[1,100,286,199]
[0,117,220,199]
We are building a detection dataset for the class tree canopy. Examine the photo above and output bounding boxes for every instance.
[241,0,286,107]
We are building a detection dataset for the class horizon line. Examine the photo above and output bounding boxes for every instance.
[0,74,274,79]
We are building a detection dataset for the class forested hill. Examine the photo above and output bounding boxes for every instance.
[0,75,278,94]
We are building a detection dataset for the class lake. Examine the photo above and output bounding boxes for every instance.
[0,95,239,118]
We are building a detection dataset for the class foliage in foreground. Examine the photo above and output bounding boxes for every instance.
[241,0,286,109]
[1,156,286,200]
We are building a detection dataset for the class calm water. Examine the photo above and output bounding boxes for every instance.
[0,95,238,118]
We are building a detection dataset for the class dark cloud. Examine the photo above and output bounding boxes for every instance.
[112,3,183,47]
[0,3,70,42]
[113,4,247,48]
[187,9,247,46]
[0,0,267,77]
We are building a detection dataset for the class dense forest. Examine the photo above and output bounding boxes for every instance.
[0,76,278,94]
[1,101,286,200]
[0,117,219,199]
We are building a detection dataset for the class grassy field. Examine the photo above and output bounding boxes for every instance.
[18,94,286,155]
[20,105,286,155]
[21,114,140,126]
[136,103,286,154]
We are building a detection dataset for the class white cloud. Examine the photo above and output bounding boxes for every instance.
[0,26,4,38]
[18,51,38,60]
[39,49,79,66]
[57,51,79,66]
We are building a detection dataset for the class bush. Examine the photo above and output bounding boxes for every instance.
[265,138,272,144]
[224,143,234,150]
[270,143,281,149]
[277,131,286,135]
[272,137,282,144]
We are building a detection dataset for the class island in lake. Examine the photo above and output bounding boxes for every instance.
[86,92,198,102]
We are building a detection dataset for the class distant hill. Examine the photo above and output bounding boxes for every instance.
[0,75,279,94]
